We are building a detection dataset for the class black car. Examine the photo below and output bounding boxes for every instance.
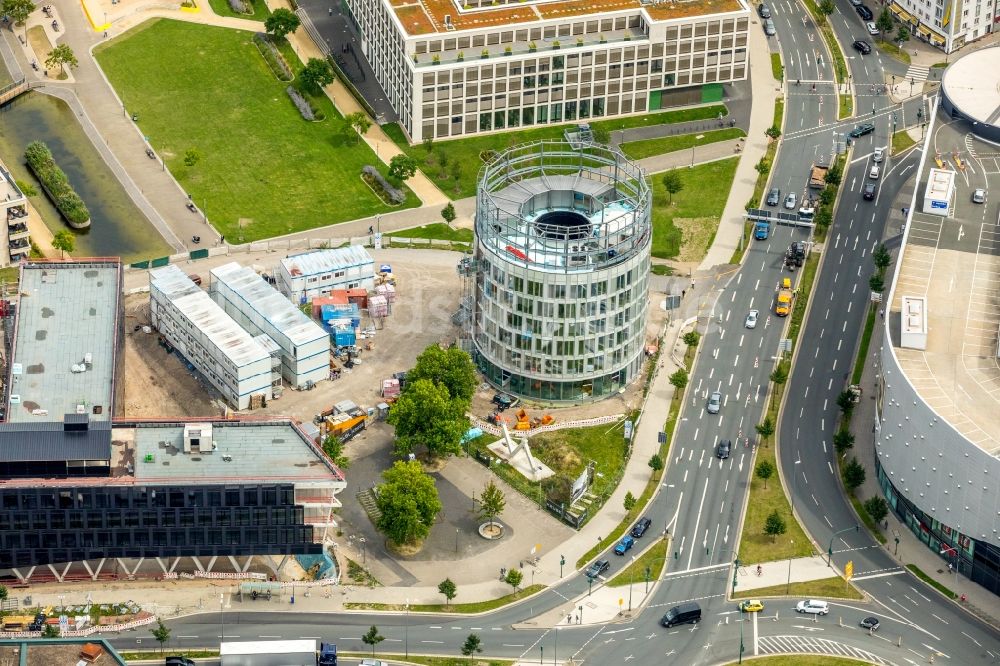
[631,517,652,538]
[585,559,611,579]
[758,3,771,18]
[716,439,732,460]
[766,187,781,206]
[853,39,872,54]
[849,123,876,138]
[856,4,873,20]
[492,393,518,411]
[863,182,877,200]
[860,616,881,631]
[166,658,196,666]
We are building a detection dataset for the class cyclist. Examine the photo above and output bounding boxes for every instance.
[756,564,763,576]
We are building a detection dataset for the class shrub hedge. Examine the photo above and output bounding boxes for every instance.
[24,141,90,227]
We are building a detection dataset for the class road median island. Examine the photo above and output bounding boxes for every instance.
[344,584,546,614]
[731,575,864,600]
[800,0,853,118]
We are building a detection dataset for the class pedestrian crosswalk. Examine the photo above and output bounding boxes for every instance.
[903,64,930,85]
[757,635,894,665]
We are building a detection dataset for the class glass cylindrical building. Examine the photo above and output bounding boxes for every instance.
[473,141,652,402]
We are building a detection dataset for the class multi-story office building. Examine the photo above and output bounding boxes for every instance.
[0,260,345,584]
[889,0,995,52]
[210,262,330,390]
[875,101,1000,596]
[344,0,750,141]
[1,162,31,266]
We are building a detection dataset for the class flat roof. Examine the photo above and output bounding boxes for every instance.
[924,168,954,199]
[210,262,327,347]
[150,265,271,369]
[120,419,345,483]
[0,162,26,205]
[890,111,1000,455]
[941,46,1000,126]
[392,0,745,36]
[280,246,374,280]
[7,260,120,423]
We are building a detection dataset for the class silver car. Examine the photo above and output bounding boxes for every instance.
[745,309,759,329]
[784,192,797,209]
[973,188,986,204]
[764,19,776,35]
[707,391,722,414]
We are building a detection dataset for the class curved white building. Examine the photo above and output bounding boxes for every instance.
[472,141,651,402]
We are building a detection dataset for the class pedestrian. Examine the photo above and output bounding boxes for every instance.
[220,234,225,244]
[103,31,108,38]
[948,562,953,573]
[879,308,884,319]
[328,7,333,14]
[368,225,374,235]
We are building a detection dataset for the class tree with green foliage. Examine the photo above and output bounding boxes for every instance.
[478,480,506,528]
[817,0,835,24]
[461,633,483,662]
[51,230,75,259]
[872,243,891,273]
[682,330,700,347]
[321,434,349,469]
[591,126,611,146]
[814,208,833,230]
[755,158,771,176]
[824,162,843,186]
[387,378,467,459]
[755,460,774,488]
[876,8,894,39]
[45,43,78,76]
[648,453,664,474]
[755,417,775,445]
[15,179,37,197]
[42,624,60,638]
[343,111,372,144]
[1,0,36,26]
[441,202,457,226]
[896,25,910,43]
[765,125,781,140]
[0,585,7,602]
[864,496,889,525]
[362,625,385,658]
[406,345,477,406]
[423,136,435,153]
[844,457,866,490]
[152,619,170,654]
[819,184,837,207]
[837,390,856,414]
[264,7,300,40]
[438,578,458,607]
[669,368,688,390]
[661,170,684,203]
[300,57,335,94]
[388,154,418,183]
[183,148,201,167]
[770,365,788,385]
[623,490,637,513]
[375,460,442,546]
[833,429,855,454]
[504,568,523,593]
[869,274,885,293]
[764,509,786,542]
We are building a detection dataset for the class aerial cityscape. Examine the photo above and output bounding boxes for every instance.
[0,0,997,664]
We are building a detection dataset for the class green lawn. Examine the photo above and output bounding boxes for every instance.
[750,98,784,208]
[607,538,668,587]
[121,650,218,661]
[342,655,513,666]
[651,158,738,259]
[852,305,876,385]
[723,657,875,666]
[387,222,473,243]
[771,52,784,81]
[620,128,745,161]
[875,39,911,64]
[906,564,957,599]
[95,19,416,243]
[384,104,728,198]
[839,94,853,120]
[650,264,673,276]
[345,584,546,613]
[733,576,863,600]
[892,130,917,155]
[207,0,270,20]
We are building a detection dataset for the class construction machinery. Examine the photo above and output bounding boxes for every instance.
[774,277,793,317]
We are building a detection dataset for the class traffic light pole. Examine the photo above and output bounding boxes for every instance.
[827,525,859,566]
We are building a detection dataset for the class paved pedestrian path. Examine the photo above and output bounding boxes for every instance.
[734,555,842,595]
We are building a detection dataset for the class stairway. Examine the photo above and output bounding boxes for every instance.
[357,488,381,524]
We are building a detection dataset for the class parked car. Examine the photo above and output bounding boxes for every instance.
[631,517,653,538]
[707,391,722,414]
[863,182,877,201]
[973,188,986,203]
[784,192,797,210]
[849,122,875,138]
[764,18,776,35]
[860,616,881,631]
[766,187,781,206]
[866,21,879,35]
[856,4,873,20]
[853,40,872,54]
[492,393,519,411]
[740,599,765,613]
[585,559,610,578]
[873,147,885,163]
[361,660,387,666]
[165,658,195,666]
[614,534,635,555]
[758,3,771,18]
[849,0,863,5]
[745,309,759,329]
[796,599,830,615]
[716,438,732,460]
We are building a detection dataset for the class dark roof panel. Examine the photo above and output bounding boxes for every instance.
[0,420,112,462]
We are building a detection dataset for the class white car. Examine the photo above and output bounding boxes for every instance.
[796,599,830,615]
[745,309,759,329]
[707,391,722,414]
[972,188,986,203]
[872,147,884,163]
[784,192,797,210]
[866,21,879,35]
[869,165,880,180]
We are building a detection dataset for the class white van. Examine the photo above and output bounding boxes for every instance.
[869,165,880,180]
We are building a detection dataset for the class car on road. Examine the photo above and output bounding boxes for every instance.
[849,123,876,138]
[716,438,732,460]
[863,182,877,200]
[661,602,702,627]
[796,599,830,615]
[631,517,652,538]
[745,309,759,329]
[758,3,771,18]
[585,559,610,578]
[973,188,986,203]
[860,616,881,631]
[869,165,880,180]
[784,192,797,210]
[853,39,872,54]
[873,146,884,163]
[740,600,765,613]
[707,391,722,414]
[866,21,879,35]
[856,4,873,20]
[361,660,387,666]
[849,0,862,5]
[766,187,781,206]
[764,18,776,35]
[614,534,635,555]
[166,658,195,666]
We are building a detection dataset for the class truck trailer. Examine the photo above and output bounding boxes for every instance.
[220,639,318,666]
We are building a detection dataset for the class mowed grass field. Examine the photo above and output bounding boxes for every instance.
[95,20,417,242]
[651,157,738,259]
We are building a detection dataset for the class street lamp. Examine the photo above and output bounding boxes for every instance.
[786,540,794,594]
[455,527,459,554]
[404,598,410,658]
[559,554,565,578]
[791,455,801,514]
[827,525,859,566]
[627,555,636,611]
[359,536,367,564]
[554,626,558,665]
[644,565,651,593]
[690,134,704,168]
[220,593,225,643]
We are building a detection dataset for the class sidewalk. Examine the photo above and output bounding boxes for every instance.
[699,23,780,270]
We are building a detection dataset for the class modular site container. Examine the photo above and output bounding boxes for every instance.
[150,265,273,410]
[220,639,317,666]
[210,262,329,389]
[278,246,375,303]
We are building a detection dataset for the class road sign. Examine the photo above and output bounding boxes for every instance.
[624,420,633,440]
[845,560,854,579]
